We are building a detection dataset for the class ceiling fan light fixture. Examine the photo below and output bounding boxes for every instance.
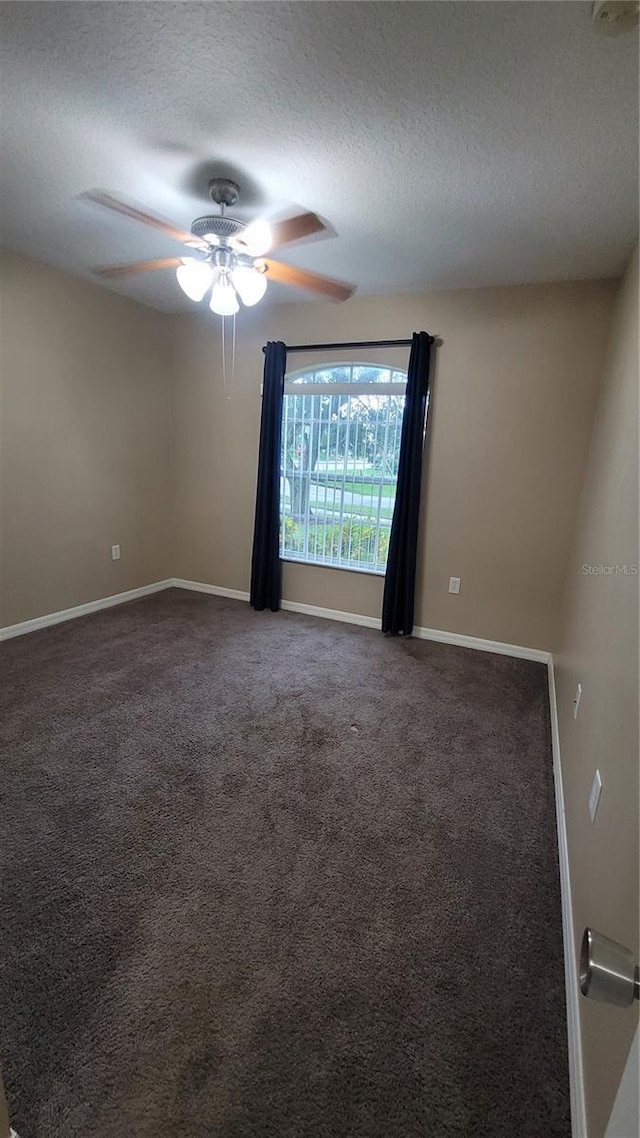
[232,265,268,306]
[210,273,239,316]
[239,219,272,256]
[176,258,213,302]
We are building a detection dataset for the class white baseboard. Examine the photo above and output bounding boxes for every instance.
[170,581,551,662]
[281,598,381,629]
[170,578,250,603]
[412,623,550,663]
[0,580,173,642]
[548,658,586,1138]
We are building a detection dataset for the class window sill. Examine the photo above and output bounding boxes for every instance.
[281,556,386,579]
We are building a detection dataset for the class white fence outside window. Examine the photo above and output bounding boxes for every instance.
[280,363,407,574]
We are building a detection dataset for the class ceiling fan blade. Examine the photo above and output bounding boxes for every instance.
[259,258,355,302]
[93,257,183,278]
[80,191,196,246]
[268,212,327,250]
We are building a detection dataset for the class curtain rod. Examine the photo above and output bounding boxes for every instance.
[261,336,435,355]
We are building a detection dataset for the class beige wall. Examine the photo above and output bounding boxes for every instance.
[0,249,173,627]
[0,256,618,650]
[554,247,639,1138]
[171,278,616,650]
[1,245,637,1135]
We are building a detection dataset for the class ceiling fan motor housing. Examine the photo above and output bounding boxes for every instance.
[190,214,246,242]
[191,178,246,243]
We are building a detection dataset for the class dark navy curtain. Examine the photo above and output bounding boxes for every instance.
[382,331,434,636]
[250,341,287,611]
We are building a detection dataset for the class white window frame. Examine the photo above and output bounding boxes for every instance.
[280,361,407,576]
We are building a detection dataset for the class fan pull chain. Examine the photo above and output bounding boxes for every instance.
[221,313,226,395]
[231,312,236,399]
[220,315,236,401]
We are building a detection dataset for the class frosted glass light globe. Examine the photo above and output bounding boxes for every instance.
[232,266,268,307]
[210,276,239,316]
[175,259,213,302]
[240,220,272,256]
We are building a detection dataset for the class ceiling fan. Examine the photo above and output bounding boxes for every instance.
[82,177,356,313]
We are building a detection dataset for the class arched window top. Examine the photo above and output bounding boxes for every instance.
[285,361,407,395]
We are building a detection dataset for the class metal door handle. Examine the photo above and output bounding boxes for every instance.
[580,927,640,1007]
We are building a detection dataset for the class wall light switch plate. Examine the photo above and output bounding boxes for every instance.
[111,544,121,561]
[588,769,602,823]
[449,576,461,594]
[573,683,582,719]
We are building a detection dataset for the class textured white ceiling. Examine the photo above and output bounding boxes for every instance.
[0,1,638,312]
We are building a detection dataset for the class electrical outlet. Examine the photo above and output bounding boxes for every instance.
[111,544,121,561]
[573,683,582,719]
[588,769,602,823]
[449,576,461,594]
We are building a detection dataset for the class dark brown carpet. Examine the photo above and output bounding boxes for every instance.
[0,588,570,1138]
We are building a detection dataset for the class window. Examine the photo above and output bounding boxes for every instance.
[280,362,407,574]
